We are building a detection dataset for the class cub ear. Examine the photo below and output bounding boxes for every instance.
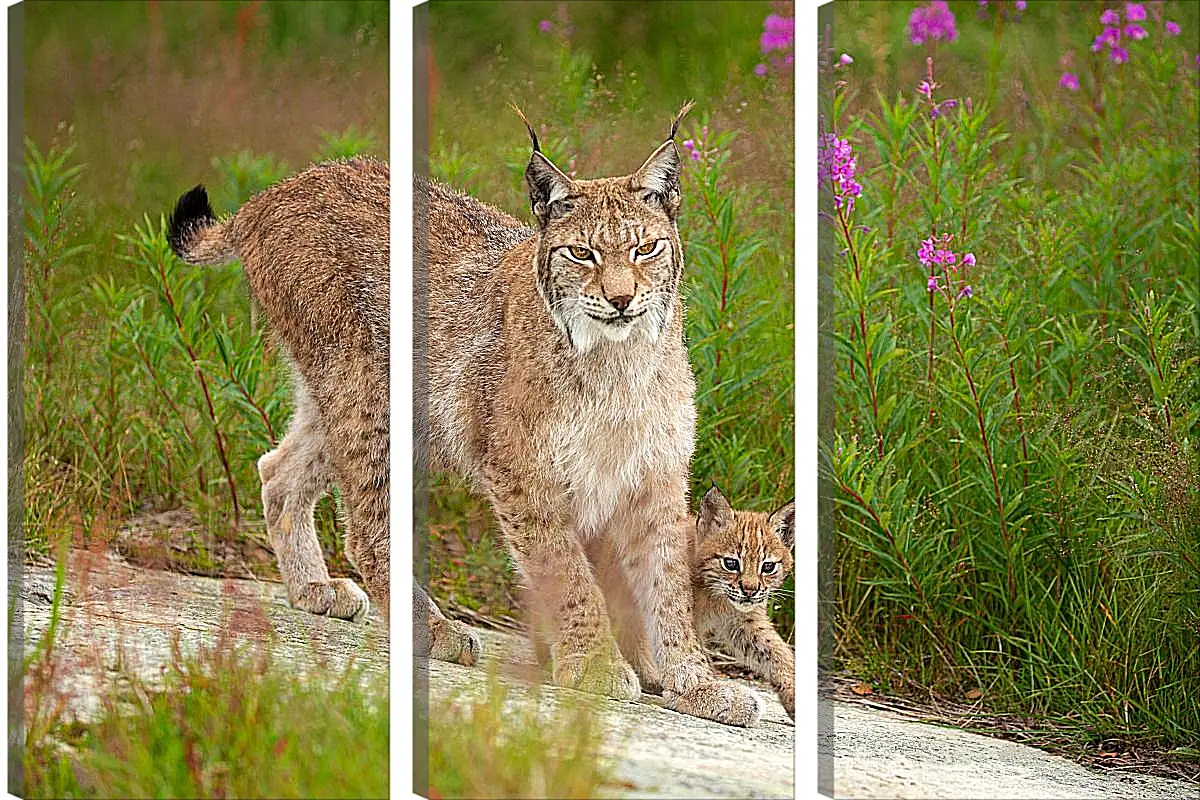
[767,499,795,551]
[512,102,576,227]
[697,483,734,537]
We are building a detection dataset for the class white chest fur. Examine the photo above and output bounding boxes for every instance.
[547,385,694,537]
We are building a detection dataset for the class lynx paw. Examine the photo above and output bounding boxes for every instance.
[553,650,641,701]
[658,652,714,697]
[290,579,370,623]
[429,618,482,666]
[667,680,764,728]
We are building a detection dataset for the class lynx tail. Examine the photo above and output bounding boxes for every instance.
[167,185,236,266]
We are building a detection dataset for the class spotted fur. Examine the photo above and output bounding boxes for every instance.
[416,104,761,726]
[590,484,796,719]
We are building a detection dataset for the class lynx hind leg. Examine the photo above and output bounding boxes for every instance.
[415,583,481,666]
[319,352,392,621]
[259,389,369,623]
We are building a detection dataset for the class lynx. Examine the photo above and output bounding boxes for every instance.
[167,159,390,625]
[414,104,762,726]
[589,485,796,719]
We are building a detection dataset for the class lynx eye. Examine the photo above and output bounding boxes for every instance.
[721,557,740,572]
[565,245,594,262]
[632,239,664,259]
[761,561,778,575]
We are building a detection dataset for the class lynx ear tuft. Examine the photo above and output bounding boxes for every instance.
[510,102,541,153]
[697,483,735,537]
[669,100,696,141]
[768,499,795,551]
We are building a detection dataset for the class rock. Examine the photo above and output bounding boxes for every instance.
[823,698,1199,800]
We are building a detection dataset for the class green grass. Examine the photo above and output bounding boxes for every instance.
[22,1,387,566]
[426,671,616,799]
[426,0,796,639]
[23,565,389,799]
[20,4,389,795]
[822,0,1200,760]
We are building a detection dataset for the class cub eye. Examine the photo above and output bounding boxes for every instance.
[567,245,593,262]
[635,240,660,256]
[761,561,778,575]
[721,557,740,572]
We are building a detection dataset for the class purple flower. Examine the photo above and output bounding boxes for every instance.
[838,53,854,66]
[919,238,936,265]
[1124,23,1148,40]
[1110,45,1130,64]
[1124,2,1146,22]
[760,13,795,53]
[689,150,702,162]
[754,63,768,77]
[1015,0,1026,9]
[1059,71,1080,91]
[908,1,958,46]
[538,19,553,34]
[1100,8,1121,26]
[819,133,863,214]
[963,252,976,267]
[958,285,973,299]
[918,80,934,98]
[928,275,940,292]
[1165,21,1181,36]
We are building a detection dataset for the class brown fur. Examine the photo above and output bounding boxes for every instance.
[168,159,390,624]
[590,485,795,719]
[414,105,762,726]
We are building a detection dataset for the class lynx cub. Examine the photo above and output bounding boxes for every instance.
[590,485,796,719]
[167,159,390,624]
[415,104,762,726]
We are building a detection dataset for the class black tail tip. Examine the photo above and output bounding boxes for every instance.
[167,185,215,256]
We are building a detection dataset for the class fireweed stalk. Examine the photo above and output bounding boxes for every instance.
[921,236,1016,604]
[820,124,884,456]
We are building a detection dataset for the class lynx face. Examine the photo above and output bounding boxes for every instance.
[693,486,795,614]
[525,134,685,353]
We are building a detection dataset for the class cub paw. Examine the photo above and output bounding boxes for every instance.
[429,618,482,666]
[667,680,764,728]
[553,650,641,701]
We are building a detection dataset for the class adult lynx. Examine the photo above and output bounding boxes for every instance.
[168,159,388,623]
[415,104,762,726]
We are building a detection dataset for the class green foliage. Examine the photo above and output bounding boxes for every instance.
[427,674,613,799]
[22,562,388,799]
[825,2,1200,752]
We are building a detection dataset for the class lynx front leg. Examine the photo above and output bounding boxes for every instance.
[617,477,763,727]
[415,583,481,666]
[719,615,795,720]
[486,473,640,701]
[259,389,369,622]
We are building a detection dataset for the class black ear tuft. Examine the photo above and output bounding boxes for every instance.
[510,102,541,153]
[669,100,695,141]
[768,499,795,551]
[167,185,215,257]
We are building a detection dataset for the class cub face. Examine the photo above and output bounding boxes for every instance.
[692,485,795,614]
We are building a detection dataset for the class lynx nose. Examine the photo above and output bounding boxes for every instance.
[608,294,634,313]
